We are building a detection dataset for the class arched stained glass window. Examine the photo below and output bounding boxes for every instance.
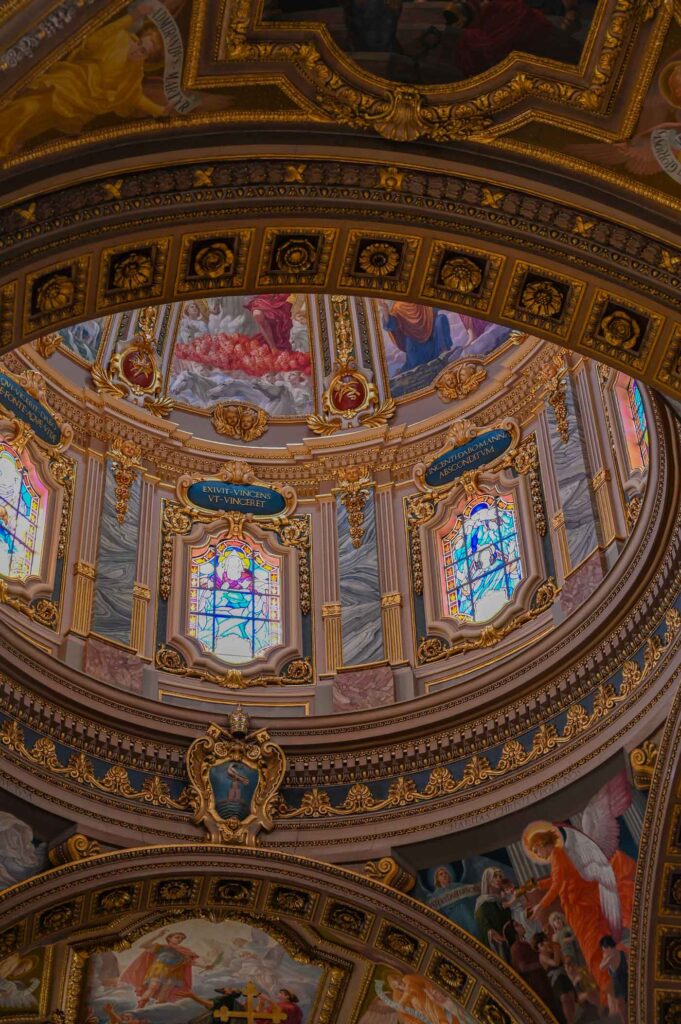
[188,534,281,664]
[614,375,648,472]
[0,442,47,582]
[441,493,523,623]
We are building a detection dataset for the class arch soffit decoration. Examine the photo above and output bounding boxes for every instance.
[631,665,681,1022]
[0,152,680,403]
[0,845,558,1024]
[0,0,679,397]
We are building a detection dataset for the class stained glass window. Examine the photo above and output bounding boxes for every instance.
[188,535,281,664]
[441,493,523,623]
[0,442,47,582]
[614,374,649,472]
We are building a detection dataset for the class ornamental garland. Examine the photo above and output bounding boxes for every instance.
[276,608,680,819]
[0,719,189,811]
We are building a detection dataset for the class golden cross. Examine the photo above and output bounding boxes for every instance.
[213,981,287,1023]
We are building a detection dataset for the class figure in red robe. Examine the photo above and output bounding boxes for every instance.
[256,988,303,1024]
[244,294,294,352]
[427,0,582,80]
[120,931,211,1010]
[526,826,635,1007]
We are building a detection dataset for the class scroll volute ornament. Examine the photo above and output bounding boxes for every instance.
[186,708,286,846]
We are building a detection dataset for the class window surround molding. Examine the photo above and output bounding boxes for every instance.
[166,516,302,680]
[0,417,64,605]
[421,468,544,647]
[601,368,649,501]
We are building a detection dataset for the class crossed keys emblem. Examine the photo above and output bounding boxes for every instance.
[213,981,286,1023]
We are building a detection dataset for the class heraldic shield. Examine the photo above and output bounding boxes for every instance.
[186,707,286,846]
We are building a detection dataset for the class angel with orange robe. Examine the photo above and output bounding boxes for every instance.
[524,771,636,1009]
[358,970,461,1024]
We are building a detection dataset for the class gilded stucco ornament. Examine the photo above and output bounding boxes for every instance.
[34,273,74,313]
[193,241,234,279]
[630,739,658,789]
[439,257,483,295]
[335,466,372,549]
[218,0,664,150]
[33,332,62,359]
[155,643,312,689]
[0,715,189,810]
[521,280,563,318]
[0,367,73,454]
[176,459,297,527]
[539,356,570,444]
[434,360,487,402]
[186,709,286,846]
[108,437,142,525]
[417,577,559,664]
[308,294,395,435]
[363,857,416,893]
[111,253,153,291]
[600,309,641,350]
[0,581,58,628]
[211,402,268,442]
[91,306,174,418]
[48,833,101,866]
[412,416,521,507]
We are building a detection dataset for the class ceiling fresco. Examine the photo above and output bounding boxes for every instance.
[0,0,674,214]
[0,2,680,1023]
[43,295,521,435]
[266,0,597,85]
[82,918,324,1024]
[413,767,642,1023]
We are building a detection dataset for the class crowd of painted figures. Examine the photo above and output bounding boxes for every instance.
[419,772,639,1023]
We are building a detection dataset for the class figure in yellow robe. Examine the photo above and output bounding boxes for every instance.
[0,15,167,158]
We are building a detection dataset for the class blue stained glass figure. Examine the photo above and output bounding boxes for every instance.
[188,535,282,665]
[441,493,523,622]
[627,379,649,468]
[0,442,45,582]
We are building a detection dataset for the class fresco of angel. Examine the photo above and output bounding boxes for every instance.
[0,953,42,1012]
[523,770,636,1015]
[568,52,681,183]
[357,967,474,1024]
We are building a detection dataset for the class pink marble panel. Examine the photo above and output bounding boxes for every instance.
[84,637,144,694]
[560,549,606,618]
[333,663,394,712]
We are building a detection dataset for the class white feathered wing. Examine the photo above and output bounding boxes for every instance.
[564,771,633,940]
[562,827,622,939]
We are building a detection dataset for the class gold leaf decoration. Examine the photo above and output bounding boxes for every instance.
[212,403,268,441]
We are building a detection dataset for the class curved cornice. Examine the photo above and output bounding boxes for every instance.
[0,844,555,1024]
[0,401,679,856]
[0,151,680,401]
[1,339,557,487]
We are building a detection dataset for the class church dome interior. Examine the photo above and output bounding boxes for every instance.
[0,1,679,1022]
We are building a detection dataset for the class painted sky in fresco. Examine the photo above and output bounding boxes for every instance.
[82,918,323,1024]
[169,295,314,417]
[57,319,105,364]
[375,299,513,398]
